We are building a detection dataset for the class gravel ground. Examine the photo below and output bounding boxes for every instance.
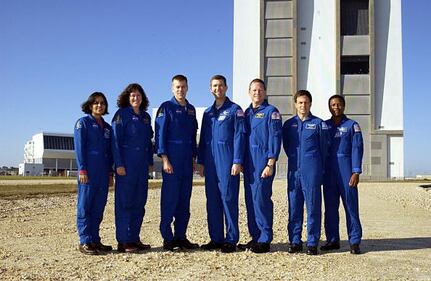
[0,181,430,280]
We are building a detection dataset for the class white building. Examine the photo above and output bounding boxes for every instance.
[233,0,403,179]
[20,132,76,176]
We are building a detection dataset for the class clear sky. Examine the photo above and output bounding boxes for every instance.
[0,0,430,176]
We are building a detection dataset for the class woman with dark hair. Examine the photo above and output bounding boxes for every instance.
[111,83,154,253]
[74,92,114,255]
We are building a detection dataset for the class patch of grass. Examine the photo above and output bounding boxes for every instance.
[0,180,204,200]
[0,176,72,180]
[0,184,78,200]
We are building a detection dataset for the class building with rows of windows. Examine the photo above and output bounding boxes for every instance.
[19,132,77,176]
[233,0,403,179]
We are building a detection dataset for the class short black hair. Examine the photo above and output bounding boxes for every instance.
[249,78,266,90]
[117,83,149,111]
[81,92,109,115]
[328,94,346,106]
[294,90,312,103]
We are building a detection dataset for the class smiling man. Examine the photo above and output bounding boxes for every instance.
[197,75,245,253]
[238,78,282,254]
[321,94,364,255]
[282,90,328,255]
[155,74,199,251]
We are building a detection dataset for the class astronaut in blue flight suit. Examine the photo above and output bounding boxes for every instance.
[238,79,282,254]
[155,75,199,251]
[74,92,114,255]
[197,75,245,253]
[111,83,154,253]
[321,94,363,255]
[282,90,328,255]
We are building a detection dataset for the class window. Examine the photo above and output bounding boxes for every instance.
[341,0,369,35]
[43,136,74,150]
[341,56,369,74]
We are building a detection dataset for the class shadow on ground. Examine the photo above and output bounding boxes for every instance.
[269,237,431,253]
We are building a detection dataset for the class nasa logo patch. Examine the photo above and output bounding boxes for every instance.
[236,109,244,117]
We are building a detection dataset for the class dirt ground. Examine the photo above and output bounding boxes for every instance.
[0,181,430,280]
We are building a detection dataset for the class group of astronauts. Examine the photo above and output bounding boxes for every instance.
[74,74,364,256]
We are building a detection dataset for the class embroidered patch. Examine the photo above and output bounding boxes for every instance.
[305,123,316,130]
[104,128,111,139]
[354,123,361,132]
[92,123,98,128]
[255,113,264,119]
[132,115,139,121]
[157,107,164,118]
[188,109,195,115]
[291,123,298,128]
[218,115,226,121]
[338,127,348,133]
[271,112,281,120]
[75,120,82,130]
[236,109,244,117]
[321,122,328,130]
[176,109,182,114]
[114,114,122,124]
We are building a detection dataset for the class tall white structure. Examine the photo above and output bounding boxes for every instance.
[233,0,403,179]
[20,132,76,176]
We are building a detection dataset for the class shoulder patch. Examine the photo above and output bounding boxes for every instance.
[157,107,164,118]
[114,113,122,125]
[271,111,281,120]
[354,123,361,132]
[75,120,82,130]
[321,122,328,130]
[236,109,244,117]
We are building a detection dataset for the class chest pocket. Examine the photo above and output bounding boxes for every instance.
[216,113,233,141]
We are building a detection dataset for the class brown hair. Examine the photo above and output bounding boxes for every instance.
[117,83,149,111]
[210,74,227,86]
[293,90,312,103]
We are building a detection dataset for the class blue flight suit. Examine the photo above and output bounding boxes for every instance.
[155,97,198,242]
[243,101,282,244]
[74,115,113,245]
[111,107,153,244]
[197,97,245,245]
[323,115,363,245]
[282,113,328,247]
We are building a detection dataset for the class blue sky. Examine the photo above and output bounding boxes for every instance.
[0,0,430,176]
